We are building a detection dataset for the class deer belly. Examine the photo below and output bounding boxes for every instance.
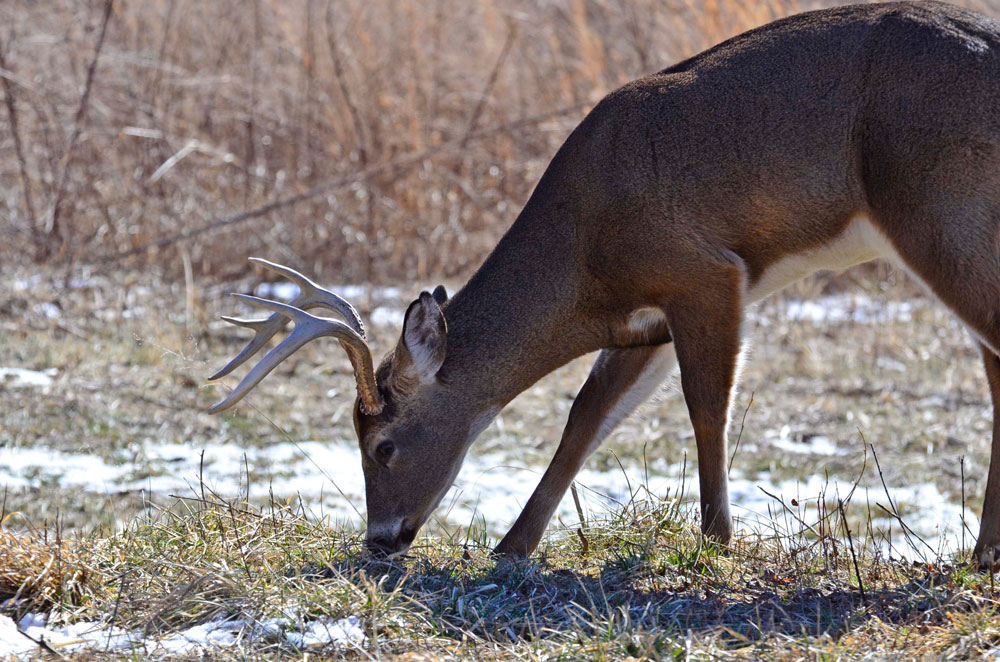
[745,215,901,303]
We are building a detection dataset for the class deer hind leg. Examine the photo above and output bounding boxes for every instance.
[929,295,1000,568]
[874,209,1000,567]
[493,343,678,557]
[974,344,1000,568]
[668,262,746,544]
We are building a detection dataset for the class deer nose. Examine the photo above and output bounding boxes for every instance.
[366,535,398,556]
[366,521,417,557]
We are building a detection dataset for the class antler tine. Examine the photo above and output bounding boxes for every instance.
[249,257,367,339]
[209,258,369,381]
[208,295,384,416]
[220,315,272,330]
[208,312,285,380]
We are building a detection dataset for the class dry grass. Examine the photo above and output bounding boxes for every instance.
[2,490,998,660]
[2,0,995,285]
[0,522,93,613]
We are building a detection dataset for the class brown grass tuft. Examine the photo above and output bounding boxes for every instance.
[0,522,93,612]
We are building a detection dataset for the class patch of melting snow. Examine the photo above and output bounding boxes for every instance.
[283,616,365,649]
[766,425,843,456]
[0,612,135,658]
[777,294,916,325]
[0,368,57,388]
[154,619,242,654]
[329,284,401,300]
[442,453,967,562]
[12,275,42,291]
[370,305,404,327]
[12,276,94,292]
[745,477,970,560]
[770,435,842,456]
[255,281,401,303]
[31,303,61,319]
[254,281,300,301]
[0,447,123,489]
[0,611,364,659]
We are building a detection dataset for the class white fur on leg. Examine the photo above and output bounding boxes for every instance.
[589,344,679,454]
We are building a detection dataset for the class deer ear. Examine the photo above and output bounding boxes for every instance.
[395,292,447,384]
[431,285,448,306]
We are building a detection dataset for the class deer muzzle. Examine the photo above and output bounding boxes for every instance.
[366,519,418,557]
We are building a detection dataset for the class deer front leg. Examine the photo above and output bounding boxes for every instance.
[974,344,1000,568]
[669,268,746,544]
[493,343,678,557]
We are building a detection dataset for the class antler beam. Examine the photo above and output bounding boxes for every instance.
[209,257,367,380]
[208,260,384,415]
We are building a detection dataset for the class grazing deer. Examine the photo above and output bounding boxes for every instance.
[210,1,1000,566]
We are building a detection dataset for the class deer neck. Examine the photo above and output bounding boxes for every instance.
[440,208,597,409]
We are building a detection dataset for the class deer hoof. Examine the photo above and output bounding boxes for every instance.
[974,542,1000,572]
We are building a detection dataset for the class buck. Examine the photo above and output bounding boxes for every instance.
[210,1,1000,566]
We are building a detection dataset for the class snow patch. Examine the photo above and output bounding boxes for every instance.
[254,282,401,303]
[0,612,364,659]
[0,368,57,388]
[778,295,916,324]
[370,306,404,327]
[767,426,843,456]
[283,616,365,649]
[0,612,134,658]
[32,303,61,319]
[0,447,123,489]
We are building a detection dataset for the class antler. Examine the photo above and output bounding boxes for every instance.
[208,260,384,415]
[209,257,366,380]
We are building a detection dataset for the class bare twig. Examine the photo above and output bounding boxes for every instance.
[570,482,590,556]
[46,0,115,254]
[570,481,586,529]
[460,22,518,148]
[325,0,369,163]
[869,442,935,558]
[837,497,866,603]
[97,102,589,264]
[758,486,824,540]
[728,391,754,475]
[0,38,41,257]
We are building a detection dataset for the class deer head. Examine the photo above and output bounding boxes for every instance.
[209,258,480,557]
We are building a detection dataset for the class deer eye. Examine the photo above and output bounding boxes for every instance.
[375,440,395,464]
